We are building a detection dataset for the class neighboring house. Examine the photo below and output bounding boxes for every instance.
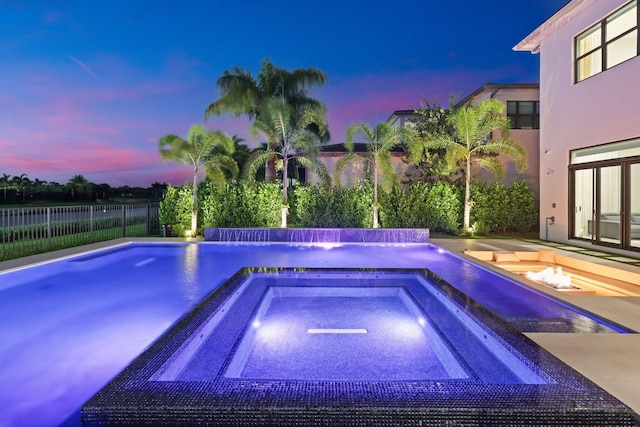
[309,84,540,199]
[515,0,640,254]
[455,83,540,201]
[305,143,413,188]
[387,84,540,199]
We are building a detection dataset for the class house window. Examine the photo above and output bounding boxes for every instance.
[507,101,539,129]
[575,0,638,82]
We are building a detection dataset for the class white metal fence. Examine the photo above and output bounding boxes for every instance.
[0,203,160,261]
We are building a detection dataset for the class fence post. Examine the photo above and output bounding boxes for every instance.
[146,202,151,235]
[122,205,126,237]
[47,207,52,246]
[90,205,94,240]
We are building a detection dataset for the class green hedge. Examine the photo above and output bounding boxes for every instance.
[199,181,281,229]
[159,180,537,236]
[469,180,537,234]
[290,183,373,228]
[379,181,460,233]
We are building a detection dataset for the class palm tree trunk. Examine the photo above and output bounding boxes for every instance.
[463,156,471,233]
[373,157,379,228]
[191,169,198,236]
[281,157,289,228]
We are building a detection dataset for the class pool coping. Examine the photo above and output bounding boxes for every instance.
[81,267,638,426]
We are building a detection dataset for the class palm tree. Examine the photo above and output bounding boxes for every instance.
[158,124,236,236]
[207,135,247,184]
[334,122,417,228]
[150,181,167,200]
[244,97,330,228]
[11,174,30,202]
[1,173,10,203]
[205,58,329,181]
[67,175,89,200]
[406,98,527,233]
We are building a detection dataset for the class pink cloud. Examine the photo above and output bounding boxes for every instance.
[1,51,525,188]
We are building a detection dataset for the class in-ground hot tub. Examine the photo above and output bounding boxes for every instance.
[82,268,637,426]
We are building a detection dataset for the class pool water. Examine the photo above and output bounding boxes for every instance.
[0,242,632,427]
[83,268,631,426]
[153,272,548,384]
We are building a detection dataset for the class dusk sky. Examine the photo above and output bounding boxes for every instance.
[1,1,569,188]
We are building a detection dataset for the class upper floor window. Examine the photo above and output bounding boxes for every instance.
[575,0,638,82]
[507,101,539,129]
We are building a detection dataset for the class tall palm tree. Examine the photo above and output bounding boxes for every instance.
[406,98,527,233]
[244,97,330,228]
[158,124,236,236]
[205,58,329,181]
[334,122,417,228]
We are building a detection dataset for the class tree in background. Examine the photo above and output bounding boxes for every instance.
[410,99,463,183]
[67,175,90,200]
[1,173,10,203]
[158,124,236,236]
[334,122,417,228]
[406,98,527,233]
[243,97,330,227]
[11,174,31,202]
[205,58,329,181]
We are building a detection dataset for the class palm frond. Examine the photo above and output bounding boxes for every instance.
[206,68,261,118]
[204,166,228,191]
[207,154,240,181]
[297,156,331,187]
[243,149,280,182]
[333,153,363,187]
[157,134,189,163]
[377,150,399,192]
[443,142,468,170]
[475,156,505,179]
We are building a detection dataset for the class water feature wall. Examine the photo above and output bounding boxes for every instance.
[204,228,430,243]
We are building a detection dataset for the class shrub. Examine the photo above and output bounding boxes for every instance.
[159,185,192,236]
[159,179,537,235]
[469,180,537,233]
[290,183,373,228]
[379,181,460,233]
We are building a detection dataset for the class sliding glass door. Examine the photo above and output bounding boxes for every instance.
[571,161,640,251]
[631,163,640,250]
[597,165,621,245]
[573,168,594,240]
[570,139,640,252]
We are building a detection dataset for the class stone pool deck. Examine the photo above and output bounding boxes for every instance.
[431,237,640,416]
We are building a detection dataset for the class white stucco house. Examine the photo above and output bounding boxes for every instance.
[515,0,640,254]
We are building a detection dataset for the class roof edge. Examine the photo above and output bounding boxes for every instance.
[514,0,597,53]
[456,83,539,107]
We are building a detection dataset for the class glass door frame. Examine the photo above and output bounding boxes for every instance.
[569,156,640,252]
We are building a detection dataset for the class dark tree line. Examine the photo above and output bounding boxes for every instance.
[0,173,167,204]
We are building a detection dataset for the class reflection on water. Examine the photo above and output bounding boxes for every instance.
[182,244,200,306]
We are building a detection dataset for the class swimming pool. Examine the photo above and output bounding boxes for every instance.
[83,268,633,425]
[0,241,634,426]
